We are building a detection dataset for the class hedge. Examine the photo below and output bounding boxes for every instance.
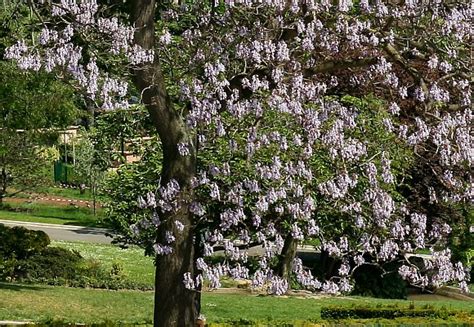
[320,306,457,320]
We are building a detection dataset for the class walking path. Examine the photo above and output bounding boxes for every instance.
[0,219,112,244]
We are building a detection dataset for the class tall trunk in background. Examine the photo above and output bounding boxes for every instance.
[0,167,6,204]
[131,1,199,326]
[277,234,298,282]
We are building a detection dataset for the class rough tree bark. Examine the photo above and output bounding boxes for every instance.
[277,234,298,282]
[0,166,9,204]
[130,1,199,326]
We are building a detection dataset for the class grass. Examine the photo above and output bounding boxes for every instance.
[7,185,97,201]
[0,283,153,325]
[0,282,473,325]
[0,202,104,227]
[202,293,474,324]
[51,240,155,288]
[415,248,431,255]
[34,186,97,201]
[38,241,474,297]
[1,242,473,325]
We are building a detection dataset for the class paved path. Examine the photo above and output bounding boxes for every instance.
[0,220,112,244]
[0,219,439,261]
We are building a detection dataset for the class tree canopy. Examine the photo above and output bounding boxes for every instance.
[5,1,472,326]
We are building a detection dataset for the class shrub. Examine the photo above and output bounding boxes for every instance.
[17,247,83,281]
[74,259,130,289]
[449,207,473,283]
[320,306,454,320]
[0,224,50,260]
[0,203,11,210]
[351,263,407,299]
[5,249,149,290]
[0,257,18,280]
[0,224,147,290]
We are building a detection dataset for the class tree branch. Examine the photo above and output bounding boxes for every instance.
[303,57,379,77]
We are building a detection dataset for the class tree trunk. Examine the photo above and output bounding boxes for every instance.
[317,250,339,280]
[154,201,198,326]
[0,167,7,205]
[277,234,298,281]
[130,1,199,326]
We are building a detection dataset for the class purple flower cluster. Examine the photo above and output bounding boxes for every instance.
[8,0,472,295]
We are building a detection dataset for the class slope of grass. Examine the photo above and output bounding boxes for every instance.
[203,293,474,324]
[51,241,155,288]
[0,202,103,227]
[0,283,153,325]
[45,241,474,297]
[0,283,473,325]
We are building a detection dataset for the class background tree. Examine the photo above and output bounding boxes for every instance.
[102,136,162,251]
[5,1,472,326]
[0,2,80,201]
[0,129,55,203]
[72,129,105,214]
[92,106,155,167]
[0,60,78,201]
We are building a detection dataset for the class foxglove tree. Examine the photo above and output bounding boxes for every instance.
[5,1,472,326]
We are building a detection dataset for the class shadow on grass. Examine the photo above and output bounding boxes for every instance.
[28,214,100,228]
[32,210,104,228]
[31,213,80,221]
[0,209,102,228]
[63,221,106,228]
[0,282,46,292]
[69,227,112,236]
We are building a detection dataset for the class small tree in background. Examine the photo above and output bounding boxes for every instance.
[0,130,58,203]
[0,60,78,202]
[91,106,154,167]
[73,130,105,214]
[102,137,162,251]
[0,3,79,201]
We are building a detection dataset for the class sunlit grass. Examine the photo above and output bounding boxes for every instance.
[1,282,473,325]
[1,242,473,325]
[0,202,103,227]
[51,240,155,288]
[0,283,154,325]
[34,185,100,201]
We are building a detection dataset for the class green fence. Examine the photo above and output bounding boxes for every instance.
[53,161,81,185]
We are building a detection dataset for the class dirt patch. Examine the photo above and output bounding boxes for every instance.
[202,287,347,300]
[407,293,457,301]
[4,196,98,208]
[407,286,474,302]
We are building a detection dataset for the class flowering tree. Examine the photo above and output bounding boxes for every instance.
[5,1,472,326]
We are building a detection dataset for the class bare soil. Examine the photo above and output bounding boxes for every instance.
[4,195,96,208]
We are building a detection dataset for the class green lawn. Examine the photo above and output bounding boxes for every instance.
[47,241,474,298]
[0,202,103,227]
[1,242,473,325]
[0,283,153,325]
[34,186,97,201]
[52,241,155,288]
[7,185,99,201]
[1,283,473,326]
